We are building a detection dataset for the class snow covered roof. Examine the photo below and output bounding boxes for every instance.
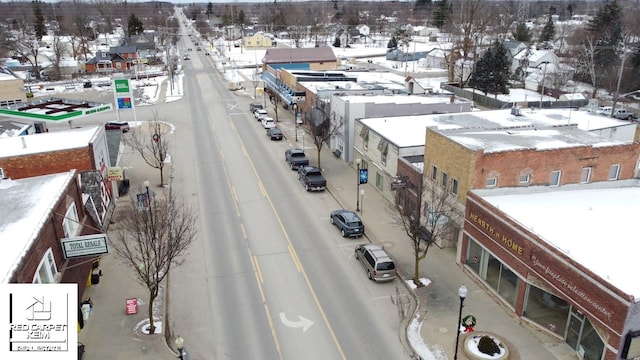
[474,180,640,300]
[337,94,468,105]
[0,126,101,157]
[359,108,633,149]
[0,171,76,283]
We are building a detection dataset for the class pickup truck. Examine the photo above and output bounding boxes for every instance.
[285,148,309,170]
[298,166,327,192]
[612,109,636,120]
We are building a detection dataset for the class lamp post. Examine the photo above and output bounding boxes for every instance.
[143,180,151,216]
[175,336,185,360]
[356,158,361,211]
[454,284,468,360]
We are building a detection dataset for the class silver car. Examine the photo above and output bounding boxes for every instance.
[354,244,396,282]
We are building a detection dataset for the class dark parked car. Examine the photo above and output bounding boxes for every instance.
[298,166,326,191]
[250,103,263,112]
[105,121,130,133]
[330,209,364,237]
[267,127,283,140]
[285,148,309,170]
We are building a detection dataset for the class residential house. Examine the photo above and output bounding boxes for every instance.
[243,31,273,48]
[85,46,137,73]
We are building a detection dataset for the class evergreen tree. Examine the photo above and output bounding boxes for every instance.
[387,36,397,49]
[433,0,452,29]
[206,2,214,18]
[127,14,145,36]
[33,2,46,40]
[469,41,511,97]
[585,0,622,70]
[512,22,531,43]
[539,16,555,44]
[333,35,341,48]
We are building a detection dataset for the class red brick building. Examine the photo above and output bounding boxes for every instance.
[0,126,115,227]
[462,184,640,360]
[1,170,103,306]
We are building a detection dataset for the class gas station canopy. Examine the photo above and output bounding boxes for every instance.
[0,98,113,122]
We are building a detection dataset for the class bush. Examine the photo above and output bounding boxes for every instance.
[477,335,501,356]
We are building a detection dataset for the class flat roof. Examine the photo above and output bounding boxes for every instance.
[0,171,75,283]
[0,126,101,157]
[359,108,632,149]
[0,98,113,122]
[336,94,471,105]
[474,180,640,300]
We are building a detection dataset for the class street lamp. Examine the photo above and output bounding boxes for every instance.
[454,284,468,360]
[356,158,361,211]
[175,336,185,360]
[143,180,151,215]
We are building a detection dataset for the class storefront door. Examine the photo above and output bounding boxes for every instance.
[565,308,584,351]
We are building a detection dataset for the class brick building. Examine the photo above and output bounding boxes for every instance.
[0,126,116,227]
[0,170,104,307]
[462,183,640,360]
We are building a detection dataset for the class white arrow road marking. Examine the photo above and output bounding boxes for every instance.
[278,312,314,333]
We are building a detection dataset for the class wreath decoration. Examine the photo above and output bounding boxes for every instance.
[462,314,477,332]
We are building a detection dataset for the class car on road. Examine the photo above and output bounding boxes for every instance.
[183,55,190,60]
[330,210,364,237]
[612,109,636,120]
[104,121,130,133]
[254,109,268,119]
[354,244,396,282]
[267,127,283,140]
[285,148,309,170]
[261,117,276,129]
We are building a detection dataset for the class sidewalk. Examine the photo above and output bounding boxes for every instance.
[78,143,176,359]
[272,103,577,360]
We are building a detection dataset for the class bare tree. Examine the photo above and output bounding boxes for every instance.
[112,183,197,335]
[127,112,171,186]
[394,172,457,285]
[576,36,599,98]
[8,30,41,80]
[46,34,68,81]
[304,102,343,170]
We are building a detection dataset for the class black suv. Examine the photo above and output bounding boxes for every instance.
[330,209,364,237]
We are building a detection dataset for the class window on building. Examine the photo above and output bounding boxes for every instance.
[580,167,591,184]
[523,284,569,337]
[441,172,448,188]
[63,203,80,238]
[486,177,497,187]
[375,172,384,190]
[451,178,459,195]
[550,170,561,187]
[519,174,530,184]
[431,165,438,181]
[608,164,620,180]
[378,139,389,166]
[33,248,58,284]
[360,127,369,150]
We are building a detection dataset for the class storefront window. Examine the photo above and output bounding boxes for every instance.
[523,284,569,336]
[579,318,605,360]
[465,239,518,307]
[486,254,518,307]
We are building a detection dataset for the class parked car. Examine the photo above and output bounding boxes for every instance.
[267,127,283,140]
[261,117,276,129]
[612,109,636,120]
[354,244,396,282]
[183,55,190,60]
[330,209,364,237]
[83,80,92,88]
[597,106,613,116]
[254,109,268,119]
[249,103,263,112]
[285,148,309,170]
[298,166,326,191]
[105,121,130,133]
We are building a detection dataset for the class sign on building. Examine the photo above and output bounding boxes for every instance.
[61,234,109,259]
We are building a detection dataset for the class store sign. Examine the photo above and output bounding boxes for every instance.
[125,298,138,315]
[113,79,131,94]
[468,211,523,256]
[61,234,109,259]
[107,167,123,181]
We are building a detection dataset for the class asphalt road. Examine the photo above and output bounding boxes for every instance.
[164,46,408,358]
